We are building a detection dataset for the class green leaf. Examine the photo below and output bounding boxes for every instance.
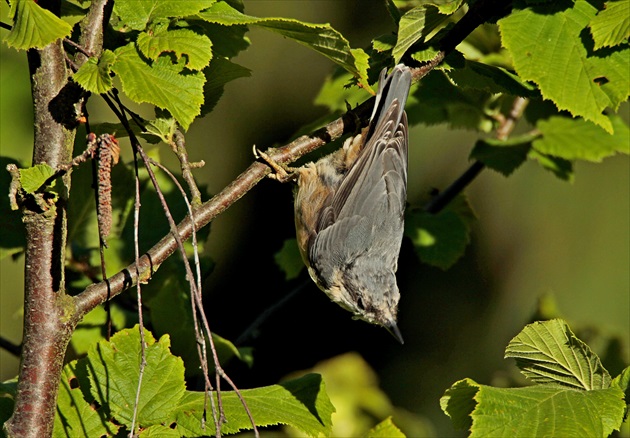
[498,0,630,132]
[72,50,116,94]
[447,60,538,97]
[505,319,612,390]
[533,115,629,162]
[440,378,479,430]
[87,326,186,428]
[610,367,630,404]
[527,149,574,182]
[611,366,630,403]
[473,386,626,437]
[0,378,18,426]
[314,70,370,113]
[137,28,212,71]
[19,163,56,193]
[442,378,626,437]
[69,304,131,355]
[173,373,335,437]
[405,195,475,269]
[113,0,216,31]
[305,353,400,436]
[198,2,373,91]
[393,4,451,64]
[139,425,180,437]
[434,0,465,15]
[406,71,497,131]
[4,0,73,50]
[53,361,120,437]
[143,117,178,143]
[589,1,630,50]
[200,20,250,59]
[367,417,406,437]
[274,238,305,281]
[385,0,402,25]
[111,43,205,130]
[202,57,251,116]
[470,134,538,176]
[350,48,372,93]
[60,0,88,27]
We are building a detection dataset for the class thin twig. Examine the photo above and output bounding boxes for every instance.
[497,97,528,141]
[104,87,259,435]
[129,133,147,438]
[0,336,22,356]
[423,96,529,214]
[147,158,220,434]
[423,162,486,214]
[235,280,310,346]
[172,130,203,206]
[63,38,93,57]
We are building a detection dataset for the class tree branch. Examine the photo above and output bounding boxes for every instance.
[4,0,110,435]
[4,37,75,437]
[73,0,508,317]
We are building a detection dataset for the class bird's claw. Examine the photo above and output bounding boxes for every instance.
[253,146,298,183]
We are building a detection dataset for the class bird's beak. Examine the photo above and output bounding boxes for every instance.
[385,319,404,344]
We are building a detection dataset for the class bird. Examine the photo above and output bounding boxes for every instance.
[257,64,412,343]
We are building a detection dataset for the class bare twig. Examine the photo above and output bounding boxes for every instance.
[0,336,22,356]
[423,162,486,214]
[497,97,528,141]
[104,84,259,434]
[235,280,310,346]
[63,38,93,58]
[423,96,529,214]
[172,130,204,206]
[129,140,148,438]
[147,158,220,434]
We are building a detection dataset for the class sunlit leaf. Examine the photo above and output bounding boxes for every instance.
[19,163,56,193]
[87,327,186,427]
[367,417,406,438]
[498,0,630,132]
[405,195,474,270]
[174,374,335,437]
[505,319,611,390]
[113,0,216,31]
[589,1,630,50]
[533,115,629,162]
[72,50,116,94]
[136,28,212,70]
[4,0,72,50]
[442,378,625,437]
[111,43,205,129]
[53,361,120,437]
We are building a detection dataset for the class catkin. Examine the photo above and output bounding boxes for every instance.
[96,134,120,247]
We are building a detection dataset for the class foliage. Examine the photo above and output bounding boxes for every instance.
[54,326,333,436]
[0,0,628,436]
[441,319,629,437]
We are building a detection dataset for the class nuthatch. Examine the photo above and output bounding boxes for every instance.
[258,65,411,343]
